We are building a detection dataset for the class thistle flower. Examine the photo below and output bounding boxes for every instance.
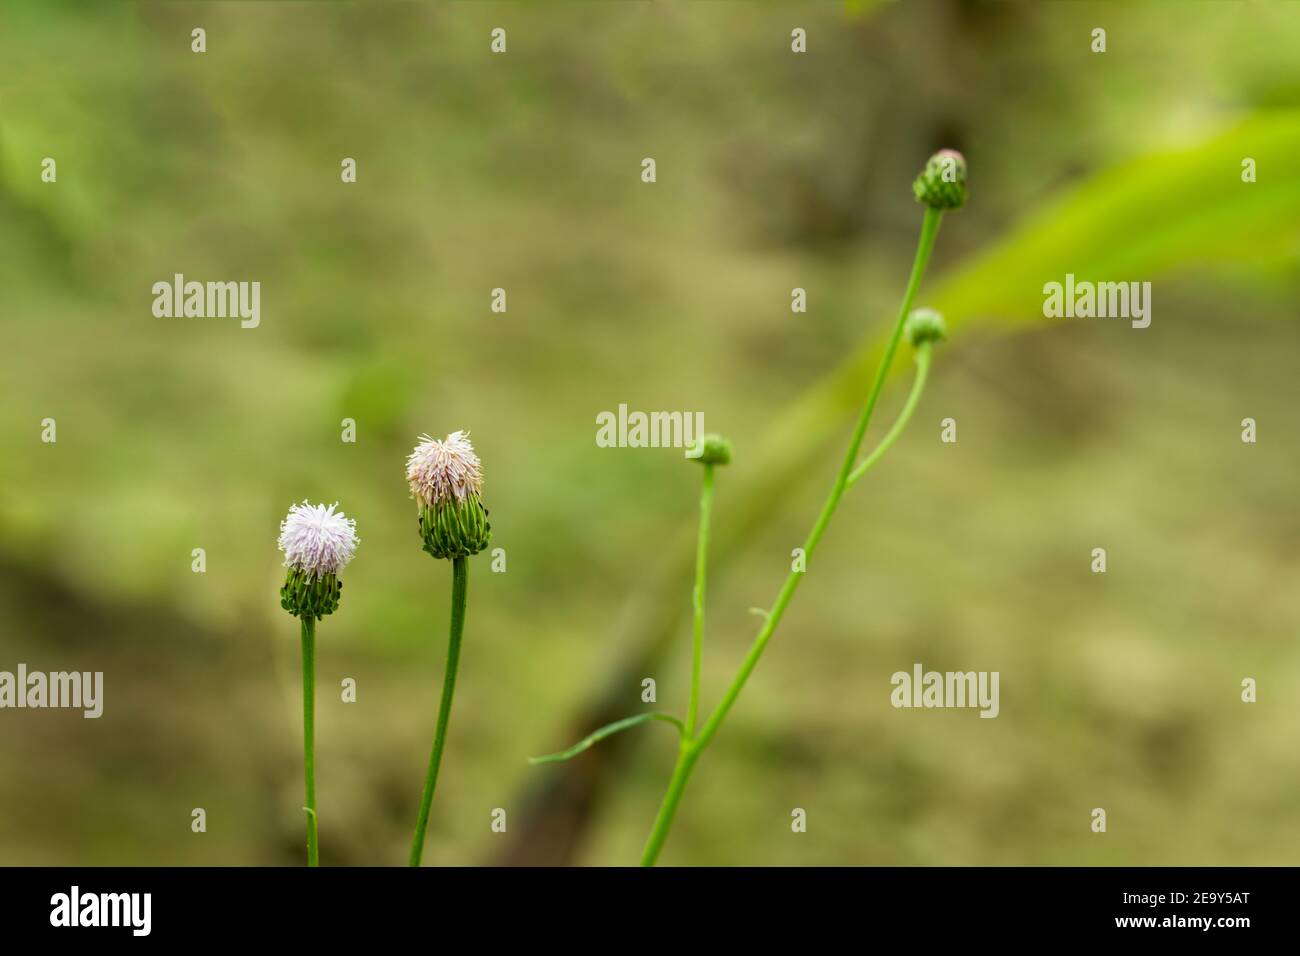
[405,429,491,866]
[913,148,968,210]
[278,501,359,621]
[406,431,491,560]
[276,500,358,868]
[406,430,484,506]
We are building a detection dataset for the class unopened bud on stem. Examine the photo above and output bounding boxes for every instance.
[904,308,947,348]
[686,434,732,467]
[913,149,967,210]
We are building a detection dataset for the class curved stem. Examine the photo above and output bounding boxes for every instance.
[685,464,716,737]
[300,617,319,867]
[408,555,469,867]
[846,344,933,488]
[529,712,684,764]
[639,205,944,866]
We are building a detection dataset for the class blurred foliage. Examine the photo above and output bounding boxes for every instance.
[1,1,1298,866]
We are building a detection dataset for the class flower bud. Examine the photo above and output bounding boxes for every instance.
[904,308,947,348]
[913,149,967,210]
[686,434,732,466]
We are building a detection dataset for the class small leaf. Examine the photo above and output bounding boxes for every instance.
[528,713,684,764]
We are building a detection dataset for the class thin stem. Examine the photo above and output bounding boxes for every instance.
[639,205,944,866]
[529,712,684,764]
[639,740,701,867]
[685,464,716,737]
[846,344,933,488]
[408,555,469,867]
[697,207,942,744]
[300,616,319,867]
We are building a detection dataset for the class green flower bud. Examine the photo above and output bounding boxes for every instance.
[904,308,947,348]
[913,149,967,210]
[418,496,491,561]
[280,568,343,621]
[686,434,732,466]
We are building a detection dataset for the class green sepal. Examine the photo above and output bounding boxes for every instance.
[280,568,342,621]
[418,495,491,560]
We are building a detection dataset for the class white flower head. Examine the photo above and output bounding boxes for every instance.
[406,430,484,507]
[278,501,359,577]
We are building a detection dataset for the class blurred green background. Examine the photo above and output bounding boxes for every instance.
[1,0,1298,866]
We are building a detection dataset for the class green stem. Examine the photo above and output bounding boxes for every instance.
[639,740,701,867]
[300,616,319,867]
[846,344,933,488]
[408,555,469,867]
[639,205,944,866]
[685,464,715,737]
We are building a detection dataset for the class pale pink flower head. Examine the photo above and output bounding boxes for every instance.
[406,431,484,508]
[278,501,359,578]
